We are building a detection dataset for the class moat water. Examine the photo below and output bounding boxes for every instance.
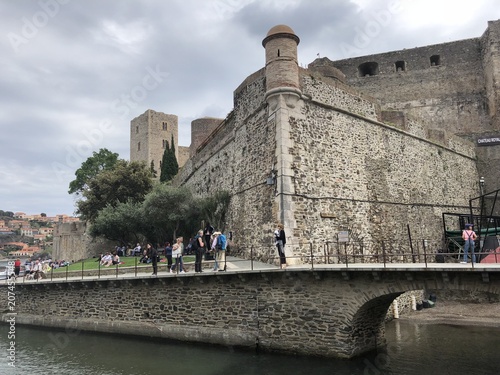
[1,320,500,374]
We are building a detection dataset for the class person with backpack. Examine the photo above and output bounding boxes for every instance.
[461,224,477,264]
[212,231,227,272]
[193,230,205,273]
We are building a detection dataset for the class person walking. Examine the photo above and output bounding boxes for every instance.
[13,258,21,279]
[274,223,287,269]
[461,224,477,264]
[147,243,158,275]
[211,232,220,271]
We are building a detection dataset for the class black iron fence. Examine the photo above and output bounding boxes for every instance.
[5,238,500,284]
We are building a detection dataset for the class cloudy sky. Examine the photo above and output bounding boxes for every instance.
[1,0,499,216]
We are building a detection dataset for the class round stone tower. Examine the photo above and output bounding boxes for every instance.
[262,26,303,263]
[262,24,300,95]
[190,117,223,157]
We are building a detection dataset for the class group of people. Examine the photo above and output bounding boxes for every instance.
[167,225,228,274]
[24,259,49,280]
[192,223,228,272]
[97,252,121,267]
[97,220,287,275]
[10,258,70,281]
[117,237,198,275]
[122,223,229,275]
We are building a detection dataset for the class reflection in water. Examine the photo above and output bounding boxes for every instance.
[1,321,500,374]
[380,320,500,375]
[0,325,364,375]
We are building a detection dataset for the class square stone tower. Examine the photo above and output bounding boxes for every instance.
[130,109,178,178]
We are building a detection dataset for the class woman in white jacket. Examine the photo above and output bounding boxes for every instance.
[170,237,185,274]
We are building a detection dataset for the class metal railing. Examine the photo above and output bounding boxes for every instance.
[5,239,500,284]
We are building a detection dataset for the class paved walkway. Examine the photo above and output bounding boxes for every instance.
[2,256,500,285]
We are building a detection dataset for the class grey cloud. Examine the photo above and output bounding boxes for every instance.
[1,0,499,216]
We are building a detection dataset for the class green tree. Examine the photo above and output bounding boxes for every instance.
[76,160,153,222]
[199,190,231,232]
[141,183,194,242]
[68,148,119,195]
[90,201,144,245]
[160,135,179,182]
[150,160,157,178]
[0,210,14,218]
[170,134,179,176]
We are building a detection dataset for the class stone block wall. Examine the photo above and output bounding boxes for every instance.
[328,38,492,138]
[174,60,478,262]
[190,117,223,157]
[284,75,478,258]
[385,290,425,321]
[326,21,500,193]
[175,76,278,253]
[481,20,500,127]
[52,222,115,262]
[4,270,499,358]
[177,145,190,168]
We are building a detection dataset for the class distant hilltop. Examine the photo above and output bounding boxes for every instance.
[0,211,79,222]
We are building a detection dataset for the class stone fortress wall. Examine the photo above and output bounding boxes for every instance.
[174,24,481,263]
[321,19,500,192]
[52,222,115,262]
[190,117,224,157]
[59,21,500,263]
[54,22,500,263]
[288,73,477,252]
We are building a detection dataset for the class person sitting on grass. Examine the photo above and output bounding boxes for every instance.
[111,252,120,266]
[100,252,113,267]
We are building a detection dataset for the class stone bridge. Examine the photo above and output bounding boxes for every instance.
[1,264,499,358]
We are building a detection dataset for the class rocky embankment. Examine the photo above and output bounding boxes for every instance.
[401,300,500,326]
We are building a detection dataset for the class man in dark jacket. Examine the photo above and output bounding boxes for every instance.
[147,243,158,275]
[204,222,214,253]
[194,230,205,272]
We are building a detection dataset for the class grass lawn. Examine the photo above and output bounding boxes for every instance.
[52,255,196,273]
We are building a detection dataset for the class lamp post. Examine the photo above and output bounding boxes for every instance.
[479,176,485,195]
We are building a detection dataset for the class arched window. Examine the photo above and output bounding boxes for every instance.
[358,62,379,77]
[430,55,440,66]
